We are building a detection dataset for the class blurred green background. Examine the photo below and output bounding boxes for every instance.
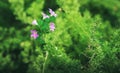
[0,0,120,73]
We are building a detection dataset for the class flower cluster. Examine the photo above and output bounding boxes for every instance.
[49,22,55,31]
[30,30,39,39]
[30,8,57,39]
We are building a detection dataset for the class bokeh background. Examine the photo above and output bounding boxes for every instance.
[0,0,120,73]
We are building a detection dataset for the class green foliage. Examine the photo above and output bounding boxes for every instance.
[9,0,44,24]
[0,0,120,73]
[80,0,120,28]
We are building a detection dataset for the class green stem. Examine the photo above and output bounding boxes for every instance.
[42,51,48,73]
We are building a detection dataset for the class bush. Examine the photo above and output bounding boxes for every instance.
[0,0,120,73]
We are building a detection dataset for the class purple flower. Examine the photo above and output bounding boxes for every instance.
[42,12,49,19]
[32,19,38,25]
[49,22,55,31]
[30,30,39,39]
[49,8,57,17]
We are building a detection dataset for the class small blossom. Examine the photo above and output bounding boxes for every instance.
[32,19,38,25]
[42,12,49,19]
[49,22,55,31]
[49,8,57,17]
[30,30,39,39]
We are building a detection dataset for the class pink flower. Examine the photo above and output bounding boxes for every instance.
[32,19,38,25]
[49,22,55,31]
[42,12,49,19]
[49,8,57,17]
[30,30,39,39]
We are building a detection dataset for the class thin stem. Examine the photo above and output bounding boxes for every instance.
[42,51,48,73]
